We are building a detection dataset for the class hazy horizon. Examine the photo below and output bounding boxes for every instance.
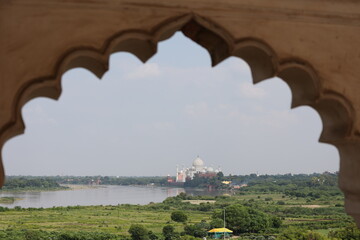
[3,32,339,177]
[4,171,338,178]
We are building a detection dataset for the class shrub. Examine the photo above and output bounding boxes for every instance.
[212,205,271,234]
[171,211,188,223]
[128,224,149,240]
[183,224,207,238]
[328,224,360,240]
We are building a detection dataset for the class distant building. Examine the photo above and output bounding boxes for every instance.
[176,156,221,183]
[167,175,175,183]
[89,178,101,185]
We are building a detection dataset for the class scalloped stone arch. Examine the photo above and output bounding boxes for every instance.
[1,0,360,226]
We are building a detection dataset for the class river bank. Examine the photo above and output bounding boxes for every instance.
[0,186,69,193]
[60,184,103,190]
[0,196,22,204]
[0,185,187,208]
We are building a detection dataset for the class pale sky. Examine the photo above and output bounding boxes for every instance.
[2,32,339,176]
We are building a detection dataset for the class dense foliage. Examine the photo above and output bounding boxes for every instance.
[241,173,341,200]
[212,204,275,234]
[56,176,168,186]
[162,225,177,240]
[184,172,223,188]
[185,172,340,196]
[1,177,64,190]
[277,228,325,240]
[171,211,188,223]
[328,224,360,240]
[129,224,150,240]
[183,222,209,238]
[0,229,127,240]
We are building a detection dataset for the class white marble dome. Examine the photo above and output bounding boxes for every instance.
[193,156,204,170]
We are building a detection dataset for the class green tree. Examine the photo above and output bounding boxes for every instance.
[278,227,327,240]
[328,224,360,240]
[212,205,270,234]
[210,218,224,228]
[171,211,188,223]
[129,224,149,240]
[270,216,282,228]
[148,231,158,240]
[163,225,177,240]
[183,224,207,238]
[177,193,188,200]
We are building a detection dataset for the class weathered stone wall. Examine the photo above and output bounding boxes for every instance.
[1,0,360,224]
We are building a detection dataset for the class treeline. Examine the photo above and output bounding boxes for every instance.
[1,176,65,191]
[3,173,340,191]
[184,172,341,198]
[54,176,168,186]
[184,172,224,188]
[2,175,169,189]
[239,172,342,200]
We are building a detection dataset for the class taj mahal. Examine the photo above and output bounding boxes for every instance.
[175,156,221,183]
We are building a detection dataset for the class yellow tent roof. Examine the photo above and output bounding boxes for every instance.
[222,181,231,185]
[208,228,233,233]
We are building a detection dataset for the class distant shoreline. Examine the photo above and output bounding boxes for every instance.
[60,184,103,190]
[0,186,69,193]
[0,196,23,204]
[0,184,178,193]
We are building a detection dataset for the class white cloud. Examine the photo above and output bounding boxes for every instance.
[22,104,58,126]
[207,103,298,129]
[238,82,266,99]
[184,102,209,117]
[224,57,251,74]
[262,110,298,128]
[125,63,161,80]
[152,121,174,131]
[133,121,175,134]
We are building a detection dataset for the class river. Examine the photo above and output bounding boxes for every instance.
[0,185,226,208]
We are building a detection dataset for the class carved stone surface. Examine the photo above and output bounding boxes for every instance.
[1,0,360,225]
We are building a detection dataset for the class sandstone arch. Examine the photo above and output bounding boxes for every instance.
[1,0,360,225]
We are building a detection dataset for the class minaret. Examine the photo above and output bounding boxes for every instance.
[176,165,179,182]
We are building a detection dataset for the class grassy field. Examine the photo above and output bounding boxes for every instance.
[0,191,352,238]
[1,172,357,240]
[0,204,210,235]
